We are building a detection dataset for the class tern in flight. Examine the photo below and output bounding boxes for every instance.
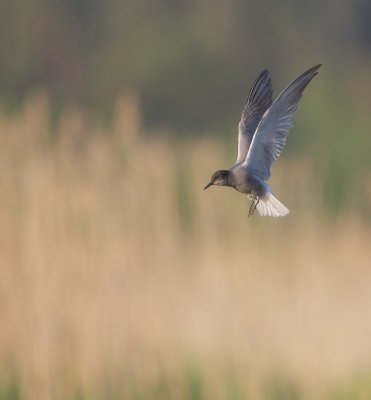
[204,64,321,217]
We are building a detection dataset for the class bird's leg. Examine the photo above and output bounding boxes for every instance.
[248,198,256,217]
[248,197,260,217]
[253,198,260,213]
[248,200,254,217]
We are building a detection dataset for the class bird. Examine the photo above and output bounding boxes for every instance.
[204,64,321,218]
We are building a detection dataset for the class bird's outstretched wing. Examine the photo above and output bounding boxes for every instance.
[243,64,321,181]
[235,70,273,164]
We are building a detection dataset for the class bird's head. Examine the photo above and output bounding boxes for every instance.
[204,170,230,190]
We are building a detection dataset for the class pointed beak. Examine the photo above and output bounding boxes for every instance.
[203,182,213,190]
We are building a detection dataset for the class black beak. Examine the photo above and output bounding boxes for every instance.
[203,182,213,190]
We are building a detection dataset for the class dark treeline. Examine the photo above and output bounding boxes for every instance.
[0,0,370,132]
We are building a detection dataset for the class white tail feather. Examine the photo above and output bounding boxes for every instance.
[255,192,289,217]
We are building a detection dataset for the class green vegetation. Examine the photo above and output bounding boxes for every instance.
[2,369,371,399]
[1,0,370,129]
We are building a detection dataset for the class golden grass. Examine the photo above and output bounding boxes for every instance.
[0,91,370,399]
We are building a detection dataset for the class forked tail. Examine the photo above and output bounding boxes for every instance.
[256,192,289,217]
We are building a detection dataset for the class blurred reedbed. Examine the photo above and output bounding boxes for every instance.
[0,91,371,399]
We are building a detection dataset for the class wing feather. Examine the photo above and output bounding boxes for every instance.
[236,70,273,164]
[243,64,321,181]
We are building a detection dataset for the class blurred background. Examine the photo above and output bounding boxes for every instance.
[0,0,371,399]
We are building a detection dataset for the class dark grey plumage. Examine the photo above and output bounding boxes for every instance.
[236,70,273,164]
[204,64,321,218]
[243,64,321,182]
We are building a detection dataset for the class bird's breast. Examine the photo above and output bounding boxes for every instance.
[229,171,252,194]
[230,169,267,196]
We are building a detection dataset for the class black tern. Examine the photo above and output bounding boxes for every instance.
[204,64,321,217]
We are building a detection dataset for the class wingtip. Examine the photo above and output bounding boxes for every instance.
[289,64,322,92]
[245,68,272,104]
[307,64,322,74]
[256,69,271,82]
